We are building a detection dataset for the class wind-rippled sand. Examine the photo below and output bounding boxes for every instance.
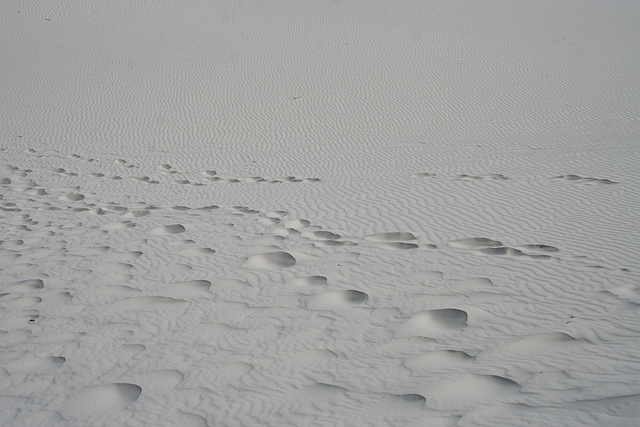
[1,1,639,425]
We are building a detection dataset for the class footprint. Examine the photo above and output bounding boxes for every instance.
[198,205,220,211]
[288,276,328,287]
[59,193,85,202]
[231,206,260,215]
[553,175,617,184]
[49,291,73,304]
[366,232,417,242]
[301,231,342,240]
[453,174,508,181]
[397,309,468,336]
[27,188,48,196]
[388,393,427,405]
[519,244,559,253]
[380,242,419,250]
[482,173,508,180]
[158,164,175,173]
[0,252,21,262]
[242,251,296,270]
[314,240,357,248]
[273,228,301,238]
[9,296,42,308]
[122,210,150,219]
[135,176,159,184]
[476,247,525,256]
[477,246,554,259]
[242,177,267,183]
[284,219,311,229]
[63,383,142,418]
[307,290,368,310]
[9,279,44,291]
[259,218,281,228]
[149,224,186,236]
[2,355,65,374]
[449,237,503,248]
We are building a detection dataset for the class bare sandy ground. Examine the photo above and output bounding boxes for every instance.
[1,1,639,425]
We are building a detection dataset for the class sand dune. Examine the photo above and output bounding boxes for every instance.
[2,0,640,425]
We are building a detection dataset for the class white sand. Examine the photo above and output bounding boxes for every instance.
[2,0,640,425]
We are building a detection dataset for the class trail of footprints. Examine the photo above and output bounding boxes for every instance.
[8,149,619,192]
[412,171,618,184]
[23,150,322,185]
[55,163,321,185]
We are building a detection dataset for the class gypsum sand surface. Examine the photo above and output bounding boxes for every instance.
[1,0,640,425]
